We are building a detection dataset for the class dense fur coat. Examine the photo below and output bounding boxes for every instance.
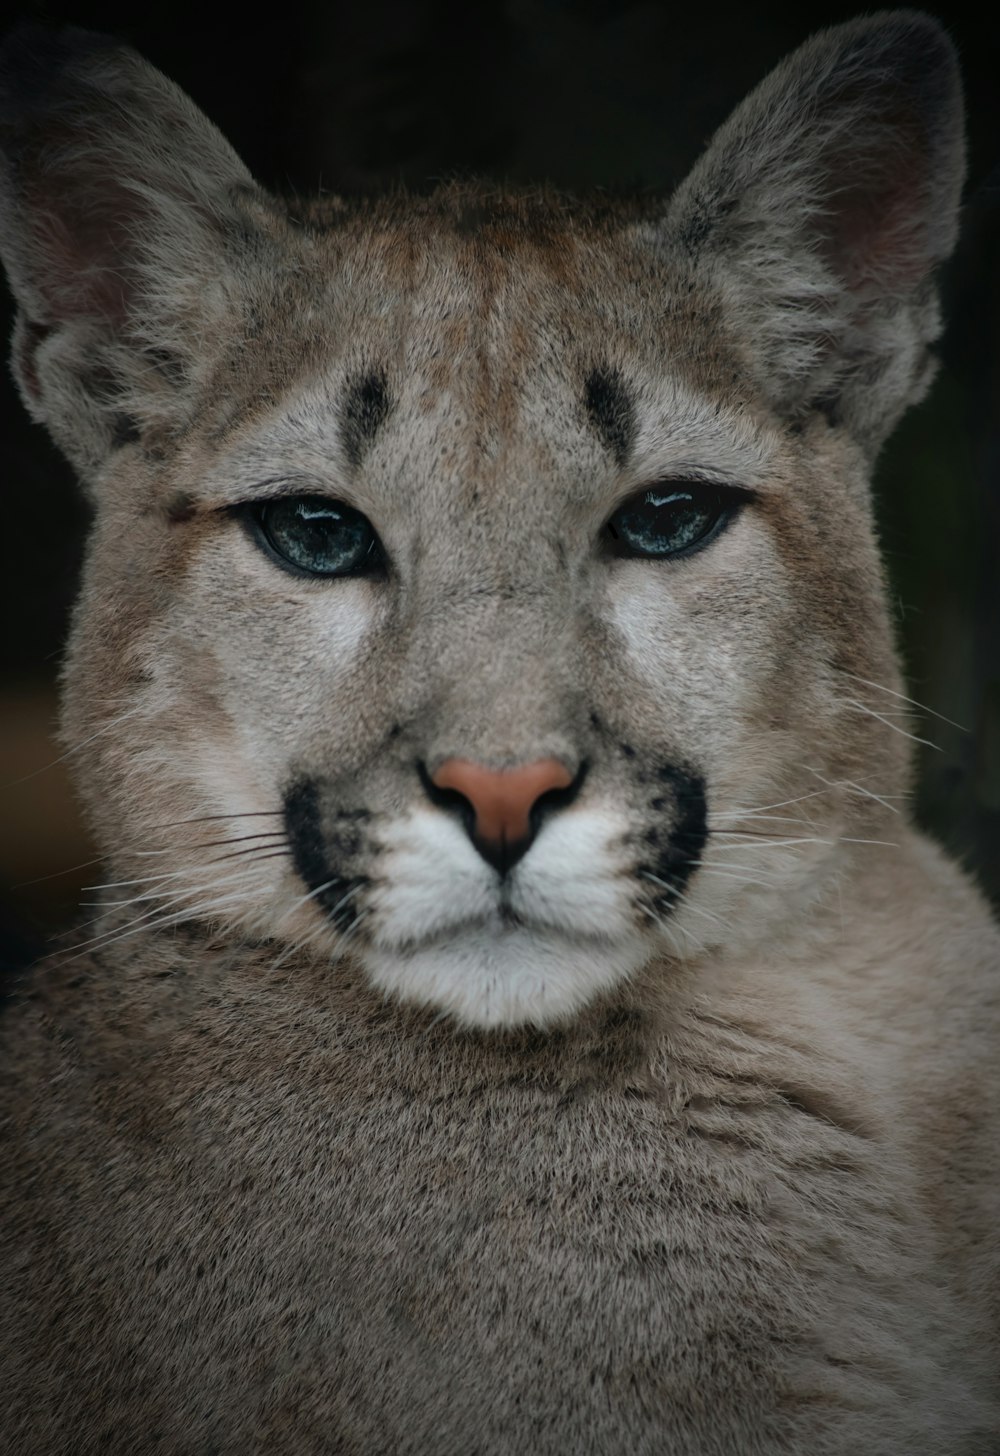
[1,13,998,1453]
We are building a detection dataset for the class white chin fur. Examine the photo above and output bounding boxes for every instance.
[360,924,651,1030]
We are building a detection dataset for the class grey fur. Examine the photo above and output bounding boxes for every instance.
[1,13,997,1454]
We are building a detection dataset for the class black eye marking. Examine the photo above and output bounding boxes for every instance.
[606,481,753,560]
[236,495,383,579]
[340,366,392,468]
[584,365,635,467]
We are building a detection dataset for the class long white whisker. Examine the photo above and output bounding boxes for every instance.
[839,671,967,731]
[58,885,269,961]
[3,705,145,789]
[690,868,778,891]
[144,810,285,830]
[89,866,272,908]
[691,858,783,876]
[269,902,372,977]
[837,837,899,847]
[82,845,288,895]
[702,836,832,851]
[643,900,705,957]
[711,789,831,816]
[289,880,341,913]
[803,768,903,814]
[641,870,742,924]
[844,698,940,751]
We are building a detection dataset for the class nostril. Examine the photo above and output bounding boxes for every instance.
[532,761,588,825]
[417,760,478,838]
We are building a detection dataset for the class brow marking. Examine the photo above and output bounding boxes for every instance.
[584,365,635,467]
[340,366,393,468]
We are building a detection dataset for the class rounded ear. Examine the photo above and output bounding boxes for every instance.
[0,25,286,484]
[663,11,965,454]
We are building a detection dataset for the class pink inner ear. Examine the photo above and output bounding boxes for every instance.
[821,103,935,296]
[23,169,137,329]
[830,173,932,295]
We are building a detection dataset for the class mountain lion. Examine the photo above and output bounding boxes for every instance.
[1,12,997,1453]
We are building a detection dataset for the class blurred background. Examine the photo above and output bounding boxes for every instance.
[2,0,998,971]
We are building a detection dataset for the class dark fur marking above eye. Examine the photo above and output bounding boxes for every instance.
[111,413,141,447]
[163,490,197,524]
[584,366,635,467]
[339,366,393,468]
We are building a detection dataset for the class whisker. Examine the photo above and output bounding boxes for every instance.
[640,867,768,902]
[82,850,289,895]
[269,901,372,977]
[2,705,145,790]
[14,855,107,890]
[642,900,705,958]
[843,698,940,751]
[281,878,340,920]
[143,810,285,830]
[711,789,831,815]
[701,836,832,852]
[839,671,967,731]
[838,837,899,847]
[88,866,272,909]
[708,827,819,841]
[180,830,289,851]
[88,892,268,959]
[688,868,778,891]
[803,768,903,815]
[58,885,267,961]
[190,838,289,864]
[692,858,782,876]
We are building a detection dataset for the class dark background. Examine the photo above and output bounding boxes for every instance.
[2,0,998,968]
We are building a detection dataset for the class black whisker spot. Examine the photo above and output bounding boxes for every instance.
[284,779,369,931]
[639,763,708,911]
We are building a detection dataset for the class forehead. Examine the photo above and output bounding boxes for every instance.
[193,188,772,511]
[310,202,666,387]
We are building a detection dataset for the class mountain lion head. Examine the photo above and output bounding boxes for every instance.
[0,15,963,1026]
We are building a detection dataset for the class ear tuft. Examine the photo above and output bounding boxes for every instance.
[665,11,966,452]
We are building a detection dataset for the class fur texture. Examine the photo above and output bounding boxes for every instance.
[1,13,997,1453]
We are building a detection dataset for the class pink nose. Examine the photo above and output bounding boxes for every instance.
[430,757,574,853]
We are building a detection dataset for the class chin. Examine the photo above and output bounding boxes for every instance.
[361,922,652,1030]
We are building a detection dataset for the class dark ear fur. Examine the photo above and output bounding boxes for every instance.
[665,11,965,452]
[0,25,281,483]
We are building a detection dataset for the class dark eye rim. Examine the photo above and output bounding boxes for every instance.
[604,480,756,562]
[228,494,386,580]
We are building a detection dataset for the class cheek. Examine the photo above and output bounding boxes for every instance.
[160,555,381,790]
[601,530,819,792]
[605,571,776,735]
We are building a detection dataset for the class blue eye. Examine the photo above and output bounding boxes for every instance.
[244,496,382,578]
[607,484,747,560]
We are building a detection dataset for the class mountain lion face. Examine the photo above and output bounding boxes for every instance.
[1,18,962,1026]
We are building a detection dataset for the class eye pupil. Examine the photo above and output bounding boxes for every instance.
[250,495,379,577]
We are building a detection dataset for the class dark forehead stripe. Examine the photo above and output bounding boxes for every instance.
[583,366,635,467]
[339,366,393,467]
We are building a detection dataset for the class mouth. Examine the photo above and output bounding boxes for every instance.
[497,897,526,929]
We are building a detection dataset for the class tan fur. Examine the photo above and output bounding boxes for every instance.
[1,14,998,1453]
